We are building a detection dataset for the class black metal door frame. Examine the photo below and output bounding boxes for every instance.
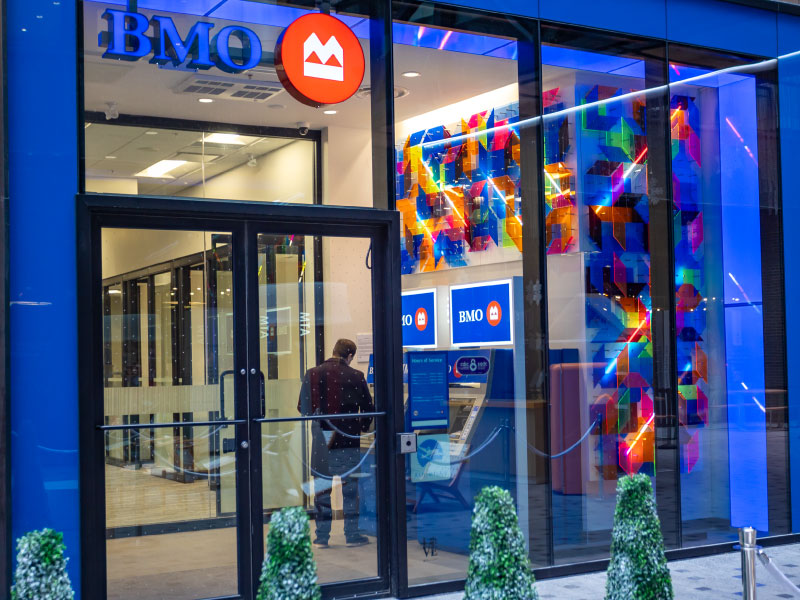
[76,193,402,600]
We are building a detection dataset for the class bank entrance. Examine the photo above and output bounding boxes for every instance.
[77,196,401,600]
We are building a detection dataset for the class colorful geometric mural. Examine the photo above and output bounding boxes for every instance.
[573,85,655,479]
[670,94,709,474]
[395,105,523,274]
[543,88,577,254]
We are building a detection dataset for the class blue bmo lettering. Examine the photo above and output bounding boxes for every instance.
[101,9,262,74]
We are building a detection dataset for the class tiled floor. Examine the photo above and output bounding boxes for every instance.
[407,543,800,599]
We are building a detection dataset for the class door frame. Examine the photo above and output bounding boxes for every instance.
[76,193,402,600]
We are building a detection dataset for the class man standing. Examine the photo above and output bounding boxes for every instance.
[298,338,374,548]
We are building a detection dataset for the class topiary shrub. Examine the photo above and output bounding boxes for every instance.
[257,506,321,600]
[464,486,538,600]
[605,473,673,600]
[10,528,74,600]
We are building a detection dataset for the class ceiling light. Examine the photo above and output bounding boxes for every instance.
[204,133,246,145]
[402,71,421,78]
[323,110,337,115]
[135,159,188,178]
[105,155,117,160]
[108,289,121,295]
[198,98,214,103]
[145,130,158,135]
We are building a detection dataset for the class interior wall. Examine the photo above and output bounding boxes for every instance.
[179,140,314,203]
[323,236,373,377]
[102,229,217,279]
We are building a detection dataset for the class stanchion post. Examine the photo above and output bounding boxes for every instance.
[740,527,758,600]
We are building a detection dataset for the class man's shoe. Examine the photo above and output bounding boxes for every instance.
[312,538,329,549]
[345,534,369,547]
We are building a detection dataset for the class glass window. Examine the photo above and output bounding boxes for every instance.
[541,25,670,563]
[81,0,379,207]
[393,1,540,585]
[668,46,788,544]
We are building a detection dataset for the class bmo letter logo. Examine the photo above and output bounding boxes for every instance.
[402,289,437,348]
[275,13,365,107]
[451,280,513,347]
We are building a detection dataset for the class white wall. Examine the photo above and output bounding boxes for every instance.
[180,140,314,203]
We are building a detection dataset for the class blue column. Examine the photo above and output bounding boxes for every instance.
[779,14,800,533]
[7,0,81,595]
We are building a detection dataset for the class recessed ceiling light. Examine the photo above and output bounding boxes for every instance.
[145,130,158,135]
[268,103,285,110]
[198,98,214,103]
[105,155,117,160]
[134,159,188,178]
[402,71,421,78]
[204,133,246,145]
[323,110,337,115]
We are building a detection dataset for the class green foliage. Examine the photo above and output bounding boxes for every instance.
[11,529,74,600]
[605,474,673,600]
[464,486,538,600]
[257,507,321,600]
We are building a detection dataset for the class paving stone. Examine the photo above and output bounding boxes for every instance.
[402,542,800,600]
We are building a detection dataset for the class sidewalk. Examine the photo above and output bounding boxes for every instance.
[408,543,800,599]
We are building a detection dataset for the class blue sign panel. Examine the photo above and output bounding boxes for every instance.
[402,289,437,348]
[407,351,449,430]
[447,350,491,384]
[450,280,513,347]
[367,353,408,385]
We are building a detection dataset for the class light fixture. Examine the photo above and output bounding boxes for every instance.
[402,71,421,78]
[204,133,246,145]
[323,110,337,115]
[108,289,121,295]
[198,98,214,103]
[145,130,158,135]
[134,159,188,178]
[105,155,117,160]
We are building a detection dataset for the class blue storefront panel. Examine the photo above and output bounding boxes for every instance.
[7,0,81,593]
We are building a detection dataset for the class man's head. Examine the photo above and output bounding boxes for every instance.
[332,338,357,365]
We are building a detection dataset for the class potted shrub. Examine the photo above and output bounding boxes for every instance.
[605,473,673,600]
[257,506,321,600]
[10,528,74,600]
[464,486,538,600]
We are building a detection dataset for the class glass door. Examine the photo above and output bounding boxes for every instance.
[87,206,399,600]
[99,227,248,600]
[245,228,387,592]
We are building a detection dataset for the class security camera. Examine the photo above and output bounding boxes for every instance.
[247,154,257,168]
[297,121,310,136]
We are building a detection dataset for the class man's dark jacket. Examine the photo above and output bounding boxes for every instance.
[297,357,375,451]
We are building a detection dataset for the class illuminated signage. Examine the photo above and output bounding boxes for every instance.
[402,289,437,348]
[99,9,364,106]
[100,9,262,73]
[274,13,365,107]
[450,280,513,347]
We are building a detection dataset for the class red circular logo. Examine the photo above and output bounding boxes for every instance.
[486,301,502,327]
[274,13,365,108]
[415,307,428,331]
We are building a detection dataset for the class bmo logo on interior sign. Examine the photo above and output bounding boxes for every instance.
[450,280,513,347]
[275,13,365,107]
[402,289,437,349]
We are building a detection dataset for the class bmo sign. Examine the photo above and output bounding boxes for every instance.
[99,10,365,107]
[450,280,513,347]
[402,289,437,348]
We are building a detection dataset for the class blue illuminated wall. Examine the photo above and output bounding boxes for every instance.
[7,0,81,593]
